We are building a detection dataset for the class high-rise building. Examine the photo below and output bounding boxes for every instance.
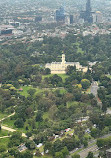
[80,0,93,23]
[55,7,65,22]
[92,11,103,23]
[70,15,74,24]
[35,16,42,23]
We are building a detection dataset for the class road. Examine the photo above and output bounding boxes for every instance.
[79,145,98,158]
[90,81,99,97]
[69,133,111,158]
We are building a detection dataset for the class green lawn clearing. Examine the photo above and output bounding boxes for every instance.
[42,74,69,82]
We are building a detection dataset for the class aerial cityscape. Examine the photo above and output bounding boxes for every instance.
[0,0,111,158]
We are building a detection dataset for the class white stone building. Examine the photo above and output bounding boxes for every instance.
[45,54,88,74]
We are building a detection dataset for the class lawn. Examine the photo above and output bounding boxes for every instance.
[18,86,44,97]
[106,74,111,79]
[3,118,32,133]
[43,112,50,120]
[75,42,84,54]
[18,86,33,97]
[33,156,52,158]
[3,118,15,129]
[0,137,9,148]
[18,85,67,98]
[0,112,8,120]
[0,129,11,137]
[42,74,69,82]
[67,101,79,108]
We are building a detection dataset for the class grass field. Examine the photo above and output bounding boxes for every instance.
[3,118,15,129]
[18,86,44,97]
[0,137,9,147]
[67,101,79,108]
[34,155,52,158]
[75,42,84,54]
[0,129,11,137]
[106,74,111,79]
[42,74,69,82]
[18,85,67,98]
[0,112,8,120]
[3,118,32,133]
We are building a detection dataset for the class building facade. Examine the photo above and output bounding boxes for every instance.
[45,54,88,74]
[106,149,111,158]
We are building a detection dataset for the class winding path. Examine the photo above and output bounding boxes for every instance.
[0,112,27,137]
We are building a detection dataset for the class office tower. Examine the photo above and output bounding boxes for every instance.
[80,0,93,23]
[55,7,65,22]
[35,16,42,23]
[70,15,74,24]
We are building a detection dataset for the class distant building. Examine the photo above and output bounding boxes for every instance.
[70,15,74,24]
[35,16,42,23]
[9,22,20,27]
[94,11,103,23]
[80,0,93,23]
[65,16,70,25]
[0,25,14,36]
[55,7,65,22]
[106,149,111,158]
[45,54,88,74]
[1,29,12,35]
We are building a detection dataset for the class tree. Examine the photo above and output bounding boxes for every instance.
[8,132,23,148]
[25,140,35,150]
[83,140,88,148]
[44,68,51,75]
[35,110,43,122]
[61,147,69,158]
[0,145,6,152]
[81,79,91,89]
[86,152,94,158]
[44,142,53,154]
[8,147,20,157]
[53,140,63,152]
[27,89,36,96]
[55,152,63,158]
[72,154,80,158]
[21,150,33,158]
[91,128,99,138]
[26,131,32,138]
[14,118,24,128]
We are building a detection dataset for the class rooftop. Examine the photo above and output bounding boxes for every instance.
[106,148,111,152]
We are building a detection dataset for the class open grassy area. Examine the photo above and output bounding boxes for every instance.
[3,118,16,129]
[18,86,44,97]
[18,85,33,97]
[106,74,111,79]
[3,117,32,133]
[54,88,67,94]
[0,112,8,120]
[0,129,11,137]
[0,137,9,147]
[67,101,79,108]
[75,42,84,54]
[18,85,67,98]
[34,155,52,158]
[42,74,69,82]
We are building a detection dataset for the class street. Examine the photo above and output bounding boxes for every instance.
[90,81,99,97]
